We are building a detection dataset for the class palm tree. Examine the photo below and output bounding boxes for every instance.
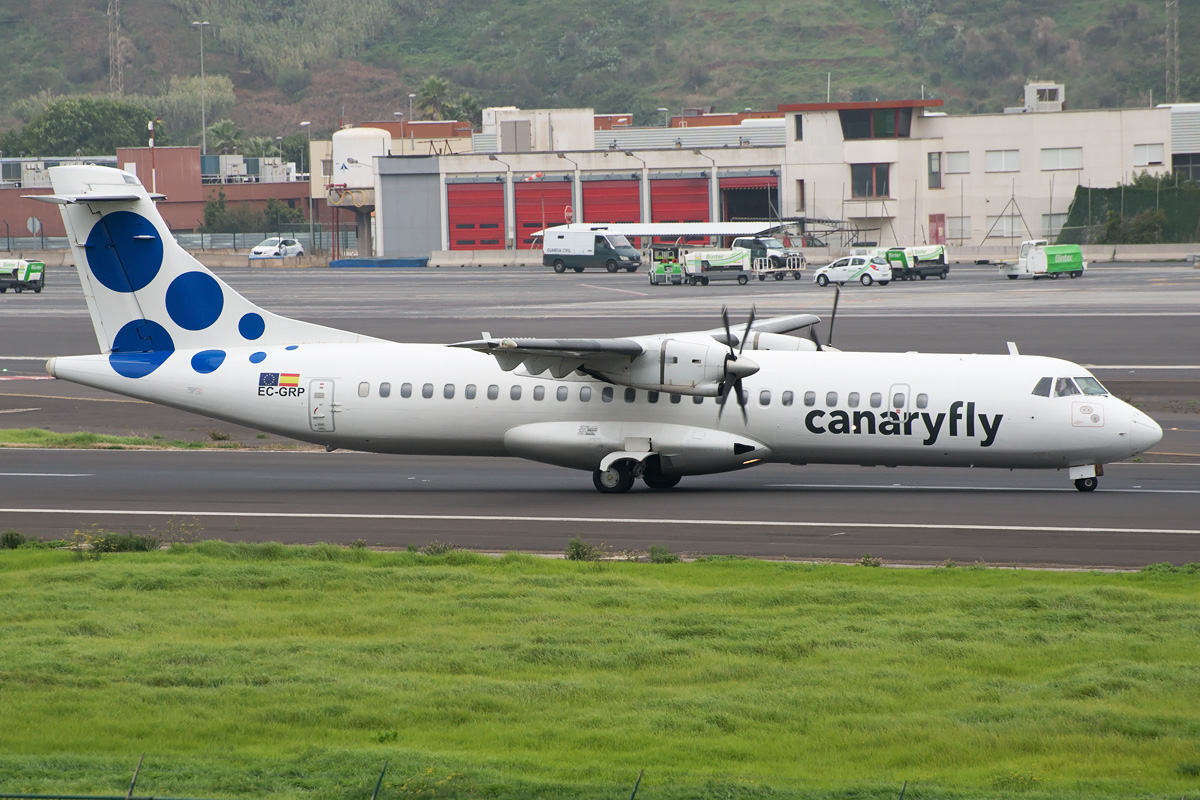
[417,76,450,120]
[206,119,245,154]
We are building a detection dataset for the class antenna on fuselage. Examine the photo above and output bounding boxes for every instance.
[809,286,841,351]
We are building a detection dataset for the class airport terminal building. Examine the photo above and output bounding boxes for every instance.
[362,83,1180,260]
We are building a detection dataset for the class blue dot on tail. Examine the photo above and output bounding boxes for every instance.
[166,272,224,330]
[109,319,174,378]
[249,352,266,363]
[239,313,265,340]
[191,350,226,374]
[85,211,164,293]
[286,345,298,350]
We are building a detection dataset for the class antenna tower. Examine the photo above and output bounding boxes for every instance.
[107,0,124,95]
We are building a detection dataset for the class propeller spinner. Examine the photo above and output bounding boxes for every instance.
[718,306,760,423]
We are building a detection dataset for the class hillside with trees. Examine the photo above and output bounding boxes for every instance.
[0,0,1195,149]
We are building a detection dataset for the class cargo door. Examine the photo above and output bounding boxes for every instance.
[310,379,335,432]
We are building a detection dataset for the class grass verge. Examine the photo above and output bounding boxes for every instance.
[0,544,1197,799]
[0,428,243,449]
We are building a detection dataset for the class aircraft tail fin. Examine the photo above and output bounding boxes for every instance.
[38,165,368,371]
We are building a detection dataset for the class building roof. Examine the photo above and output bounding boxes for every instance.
[776,99,944,113]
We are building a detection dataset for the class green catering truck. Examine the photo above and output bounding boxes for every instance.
[0,259,45,293]
[999,240,1086,280]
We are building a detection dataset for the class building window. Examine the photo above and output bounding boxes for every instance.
[795,179,805,212]
[839,108,912,140]
[986,215,1022,238]
[379,382,391,398]
[1134,143,1165,167]
[927,152,942,189]
[851,164,889,198]
[794,114,803,140]
[947,216,970,242]
[985,149,1019,173]
[1041,147,1082,170]
[1042,213,1068,238]
[1174,153,1200,181]
[945,151,970,174]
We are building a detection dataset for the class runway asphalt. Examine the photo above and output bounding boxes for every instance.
[2,261,1198,567]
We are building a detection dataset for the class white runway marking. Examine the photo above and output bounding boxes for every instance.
[0,356,52,361]
[578,284,649,296]
[0,473,93,478]
[0,408,40,414]
[0,376,54,381]
[766,482,1200,495]
[1,508,1197,536]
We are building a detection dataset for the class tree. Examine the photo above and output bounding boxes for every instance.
[242,136,278,158]
[206,119,245,155]
[0,96,161,157]
[417,76,451,120]
[447,92,482,129]
[265,197,304,228]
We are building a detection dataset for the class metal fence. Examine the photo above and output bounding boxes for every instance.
[1,226,358,255]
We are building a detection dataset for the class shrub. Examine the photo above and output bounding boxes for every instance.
[420,540,458,556]
[856,553,882,567]
[1,529,27,549]
[565,536,602,561]
[648,545,681,564]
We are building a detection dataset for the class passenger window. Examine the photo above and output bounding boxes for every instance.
[444,384,455,399]
[693,395,704,404]
[670,393,681,404]
[379,382,391,398]
[580,386,592,401]
[510,385,522,400]
[422,383,434,399]
[1054,377,1080,397]
[465,384,477,400]
[760,389,771,406]
[487,384,499,400]
[847,391,859,408]
[1074,376,1108,396]
[624,388,637,403]
[893,392,905,408]
[1032,377,1052,397]
[533,386,545,401]
[870,392,882,408]
[916,393,928,409]
[557,386,568,401]
[358,382,370,398]
[782,390,794,406]
[825,391,838,407]
[647,391,659,404]
[602,387,613,402]
[400,382,412,398]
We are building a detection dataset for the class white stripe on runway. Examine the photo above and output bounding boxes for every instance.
[1,507,1197,536]
[0,473,93,477]
[578,284,649,296]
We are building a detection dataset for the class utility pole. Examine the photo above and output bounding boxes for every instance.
[107,0,123,96]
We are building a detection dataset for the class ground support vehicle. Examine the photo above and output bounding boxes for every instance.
[0,259,45,293]
[999,240,1086,280]
[884,245,949,281]
[544,230,641,273]
[682,248,754,285]
[730,236,806,281]
[647,244,686,285]
[812,254,891,287]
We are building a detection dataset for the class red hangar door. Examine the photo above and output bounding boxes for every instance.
[446,183,505,250]
[515,180,572,248]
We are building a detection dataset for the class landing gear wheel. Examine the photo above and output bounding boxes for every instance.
[1074,476,1098,492]
[642,459,682,490]
[593,461,635,493]
[605,259,619,273]
[816,274,829,287]
[860,274,873,286]
[737,275,749,285]
[552,259,567,273]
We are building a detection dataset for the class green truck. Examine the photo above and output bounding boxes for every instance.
[999,240,1086,280]
[0,259,45,293]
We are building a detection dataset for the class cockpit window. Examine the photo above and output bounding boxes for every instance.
[1074,376,1108,396]
[122,173,142,186]
[1032,377,1052,397]
[1054,377,1081,397]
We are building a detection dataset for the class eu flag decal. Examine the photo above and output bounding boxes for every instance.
[259,372,280,387]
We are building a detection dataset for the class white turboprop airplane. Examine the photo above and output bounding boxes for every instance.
[34,166,1162,493]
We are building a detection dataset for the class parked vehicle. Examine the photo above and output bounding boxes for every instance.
[250,237,304,257]
[999,240,1086,280]
[884,245,949,281]
[681,238,805,285]
[0,259,45,293]
[544,230,641,273]
[812,255,892,286]
[647,244,686,285]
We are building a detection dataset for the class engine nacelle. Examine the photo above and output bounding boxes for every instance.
[600,338,730,396]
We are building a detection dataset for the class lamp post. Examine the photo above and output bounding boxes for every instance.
[192,21,210,155]
[300,121,313,253]
[623,150,647,223]
[488,154,513,248]
[693,149,717,225]
[409,93,417,121]
[657,107,669,127]
[556,152,579,224]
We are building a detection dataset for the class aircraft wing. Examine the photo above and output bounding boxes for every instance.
[450,337,645,379]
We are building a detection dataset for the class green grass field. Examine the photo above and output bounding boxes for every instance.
[1,544,1197,799]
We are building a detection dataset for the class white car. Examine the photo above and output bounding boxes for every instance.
[250,237,304,257]
[812,255,891,287]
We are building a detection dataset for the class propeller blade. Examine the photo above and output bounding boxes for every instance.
[826,286,841,347]
[720,306,735,356]
[716,379,733,421]
[735,377,748,424]
[808,324,823,352]
[738,305,756,355]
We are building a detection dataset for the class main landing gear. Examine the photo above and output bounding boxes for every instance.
[1074,476,1098,492]
[592,457,682,493]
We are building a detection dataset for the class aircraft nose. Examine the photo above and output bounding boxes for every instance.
[1129,412,1163,456]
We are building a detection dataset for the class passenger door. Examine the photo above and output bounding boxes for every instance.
[310,379,335,432]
